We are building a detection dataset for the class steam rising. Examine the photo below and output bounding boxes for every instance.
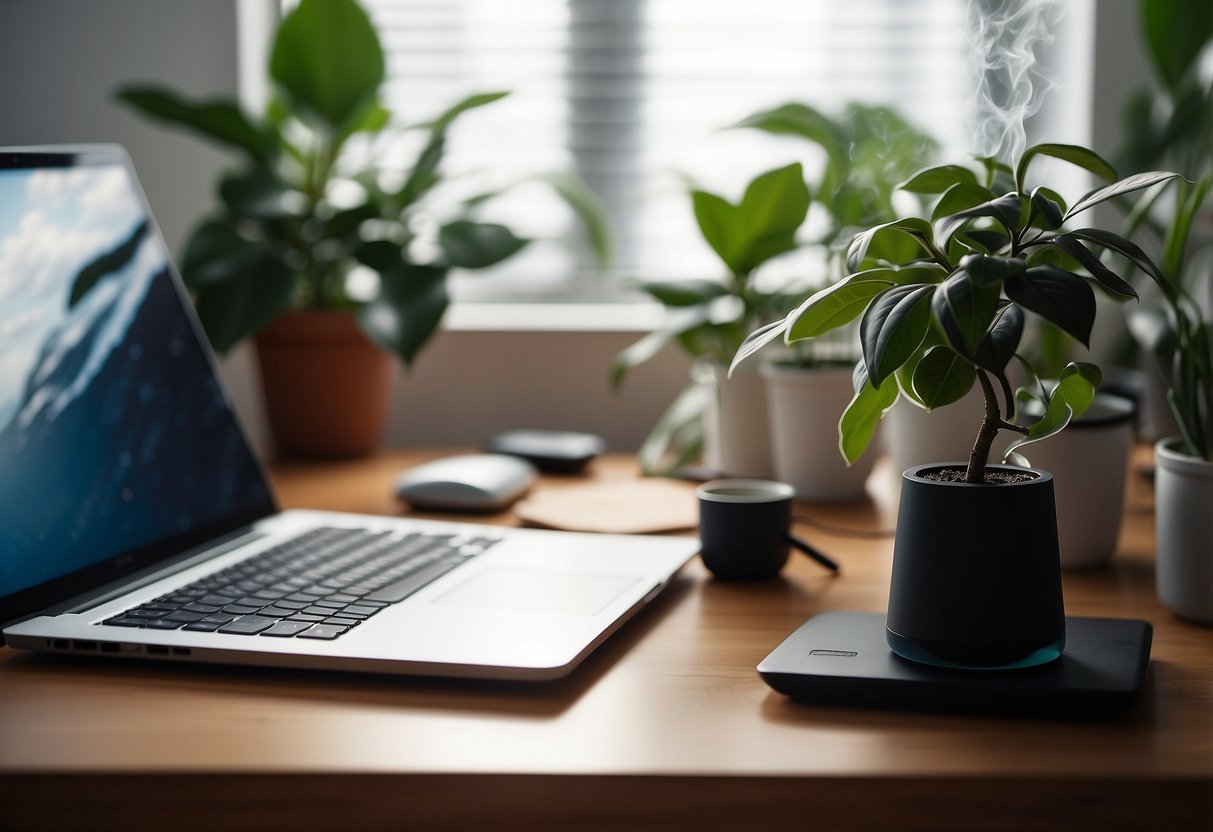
[967,0,1066,164]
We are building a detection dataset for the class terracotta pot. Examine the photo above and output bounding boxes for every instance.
[254,310,394,458]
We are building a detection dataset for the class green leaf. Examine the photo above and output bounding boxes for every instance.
[691,191,740,270]
[639,279,729,307]
[845,217,932,271]
[612,308,710,388]
[356,264,449,365]
[1016,143,1117,190]
[395,134,445,208]
[972,303,1024,372]
[839,364,899,464]
[931,271,1000,355]
[1064,171,1185,221]
[733,163,810,274]
[899,164,979,195]
[1065,227,1168,287]
[911,344,976,409]
[193,255,296,353]
[426,91,509,133]
[438,221,529,269]
[729,318,790,375]
[786,274,893,341]
[1004,265,1097,346]
[635,381,711,476]
[219,165,298,219]
[537,169,613,269]
[935,193,1023,247]
[353,239,404,273]
[116,87,274,161]
[270,0,385,133]
[180,221,271,289]
[959,253,1026,288]
[1028,187,1064,230]
[859,284,934,386]
[68,220,150,308]
[1142,0,1213,90]
[931,182,998,221]
[1003,362,1101,458]
[730,102,845,165]
[1047,234,1138,299]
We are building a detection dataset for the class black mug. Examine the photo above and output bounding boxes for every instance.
[696,479,839,581]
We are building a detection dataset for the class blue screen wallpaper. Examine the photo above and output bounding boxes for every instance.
[0,163,272,597]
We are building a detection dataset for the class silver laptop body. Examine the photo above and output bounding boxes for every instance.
[0,146,695,680]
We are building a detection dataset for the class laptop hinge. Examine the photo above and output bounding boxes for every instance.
[49,527,268,616]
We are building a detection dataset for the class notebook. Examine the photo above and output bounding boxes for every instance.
[0,145,696,680]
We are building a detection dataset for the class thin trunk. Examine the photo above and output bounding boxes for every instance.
[965,371,1002,484]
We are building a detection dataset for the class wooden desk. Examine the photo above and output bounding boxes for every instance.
[1,450,1210,831]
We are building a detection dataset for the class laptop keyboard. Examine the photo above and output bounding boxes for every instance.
[98,526,500,640]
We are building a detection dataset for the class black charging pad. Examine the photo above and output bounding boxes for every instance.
[758,611,1152,719]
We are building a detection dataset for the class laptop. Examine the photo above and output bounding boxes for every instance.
[0,145,697,680]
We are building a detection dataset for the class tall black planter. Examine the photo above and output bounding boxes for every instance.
[886,464,1066,670]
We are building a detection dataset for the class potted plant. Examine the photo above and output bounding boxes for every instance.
[1117,0,1213,622]
[735,142,1179,668]
[733,102,937,500]
[611,161,810,476]
[119,0,607,458]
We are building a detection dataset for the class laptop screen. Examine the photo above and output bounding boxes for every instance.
[0,148,276,617]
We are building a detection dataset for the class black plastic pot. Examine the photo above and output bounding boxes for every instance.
[886,464,1066,670]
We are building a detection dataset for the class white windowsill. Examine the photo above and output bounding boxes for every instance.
[443,301,667,333]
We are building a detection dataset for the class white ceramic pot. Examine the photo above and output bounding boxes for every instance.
[761,362,875,502]
[1020,393,1135,569]
[1155,437,1213,624]
[884,386,985,478]
[695,360,774,478]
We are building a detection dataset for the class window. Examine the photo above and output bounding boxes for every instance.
[279,0,1093,306]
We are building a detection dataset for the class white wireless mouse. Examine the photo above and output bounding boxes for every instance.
[394,453,539,512]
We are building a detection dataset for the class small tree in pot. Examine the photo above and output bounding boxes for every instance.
[735,142,1180,668]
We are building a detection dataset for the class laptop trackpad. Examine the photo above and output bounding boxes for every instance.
[434,568,640,616]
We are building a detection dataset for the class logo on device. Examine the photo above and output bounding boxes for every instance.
[809,649,858,657]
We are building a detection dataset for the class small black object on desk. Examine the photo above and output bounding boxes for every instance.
[485,429,606,473]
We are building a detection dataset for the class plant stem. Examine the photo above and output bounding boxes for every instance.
[965,370,1022,483]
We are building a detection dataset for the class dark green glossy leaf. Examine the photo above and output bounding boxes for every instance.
[353,240,404,273]
[911,344,976,409]
[935,193,1022,247]
[1048,234,1138,299]
[931,182,998,221]
[859,284,934,386]
[270,0,385,133]
[1028,187,1064,230]
[973,303,1024,372]
[955,228,1010,254]
[438,221,529,269]
[116,87,274,161]
[357,264,449,365]
[1064,170,1184,221]
[899,164,979,195]
[68,220,149,308]
[219,165,297,219]
[959,253,1027,288]
[839,363,899,464]
[931,271,1000,355]
[1004,265,1097,346]
[1016,143,1117,190]
[181,221,272,288]
[1065,227,1168,287]
[639,279,730,307]
[193,255,296,353]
